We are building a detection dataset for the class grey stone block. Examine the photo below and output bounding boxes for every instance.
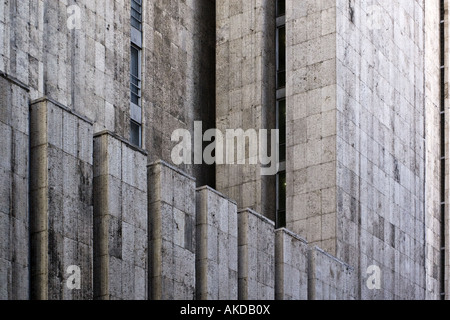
[29,98,93,300]
[0,0,444,301]
[308,246,357,300]
[275,228,308,300]
[195,186,238,300]
[238,208,275,300]
[93,132,148,300]
[148,161,196,300]
[0,78,29,300]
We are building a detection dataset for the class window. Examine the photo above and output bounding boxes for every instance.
[276,171,286,228]
[276,0,286,17]
[130,0,142,147]
[130,120,142,147]
[276,25,286,88]
[130,45,141,106]
[276,0,286,228]
[277,99,286,163]
[131,0,142,31]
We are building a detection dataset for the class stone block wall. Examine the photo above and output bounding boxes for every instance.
[215,0,277,219]
[0,75,29,300]
[148,161,196,300]
[142,0,216,186]
[308,246,357,300]
[285,0,338,254]
[335,0,428,300]
[275,228,308,300]
[93,131,148,300]
[0,0,132,135]
[238,208,275,300]
[196,186,238,300]
[283,0,434,300]
[29,97,93,300]
[0,0,448,301]
[0,0,216,185]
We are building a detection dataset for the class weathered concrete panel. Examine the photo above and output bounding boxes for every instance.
[275,228,308,300]
[335,0,428,300]
[285,0,338,255]
[0,0,447,301]
[143,0,216,186]
[308,246,357,300]
[195,186,238,300]
[238,208,275,300]
[30,97,93,300]
[283,0,432,300]
[0,76,29,300]
[215,0,277,219]
[148,161,196,300]
[93,131,148,300]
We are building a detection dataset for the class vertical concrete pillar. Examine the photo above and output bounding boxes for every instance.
[148,161,196,300]
[275,228,308,300]
[30,97,93,300]
[215,0,277,219]
[238,208,275,300]
[285,0,338,254]
[142,0,217,187]
[0,76,30,300]
[93,131,148,300]
[195,186,238,300]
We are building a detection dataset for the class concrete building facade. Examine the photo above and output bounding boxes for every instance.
[0,0,449,300]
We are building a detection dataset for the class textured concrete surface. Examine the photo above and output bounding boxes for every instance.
[215,0,277,219]
[275,228,308,300]
[0,0,449,301]
[93,131,148,300]
[142,0,216,187]
[285,0,338,253]
[196,186,238,300]
[0,0,216,185]
[283,0,435,300]
[335,0,428,300]
[238,208,275,300]
[29,97,93,300]
[148,161,196,300]
[0,75,29,300]
[308,246,357,300]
